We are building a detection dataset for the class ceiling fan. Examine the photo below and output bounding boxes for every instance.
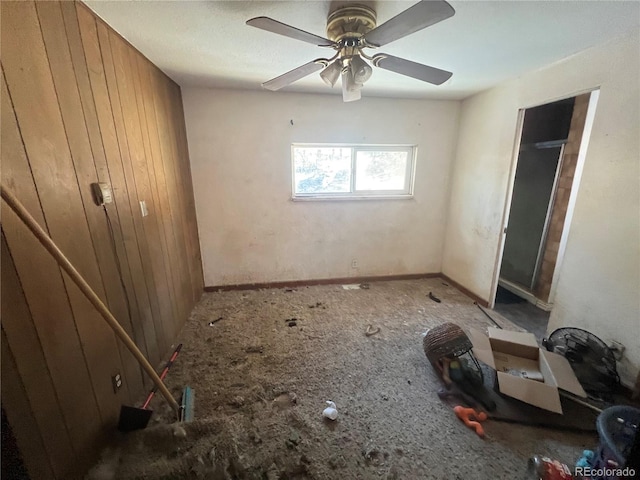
[246,0,455,102]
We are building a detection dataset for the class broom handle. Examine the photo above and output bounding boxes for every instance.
[1,185,180,414]
[142,343,182,409]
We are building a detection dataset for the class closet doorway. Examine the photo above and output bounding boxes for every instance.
[494,92,595,335]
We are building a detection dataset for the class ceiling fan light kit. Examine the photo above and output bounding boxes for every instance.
[350,55,373,84]
[246,0,455,102]
[320,60,341,87]
[342,68,361,102]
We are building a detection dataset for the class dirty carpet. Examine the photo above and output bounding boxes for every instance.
[88,278,595,479]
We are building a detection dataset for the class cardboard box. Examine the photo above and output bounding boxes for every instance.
[470,327,587,413]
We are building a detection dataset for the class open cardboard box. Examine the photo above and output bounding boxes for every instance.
[469,327,587,413]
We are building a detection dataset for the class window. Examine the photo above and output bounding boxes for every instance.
[292,144,416,200]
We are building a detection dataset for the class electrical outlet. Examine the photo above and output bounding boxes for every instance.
[351,259,358,269]
[112,373,122,393]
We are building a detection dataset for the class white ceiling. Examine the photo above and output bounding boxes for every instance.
[85,0,640,100]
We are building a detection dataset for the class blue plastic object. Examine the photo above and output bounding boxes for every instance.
[576,449,594,469]
[181,386,195,423]
[589,405,640,479]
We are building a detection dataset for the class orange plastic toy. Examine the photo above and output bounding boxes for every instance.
[453,405,487,438]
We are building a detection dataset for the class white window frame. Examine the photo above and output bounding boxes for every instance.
[291,143,417,201]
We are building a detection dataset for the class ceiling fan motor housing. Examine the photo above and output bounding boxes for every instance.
[326,5,377,43]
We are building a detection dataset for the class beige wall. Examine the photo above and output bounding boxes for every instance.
[442,28,640,386]
[183,89,460,286]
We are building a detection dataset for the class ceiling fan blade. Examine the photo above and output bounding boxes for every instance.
[372,54,452,85]
[247,17,335,47]
[363,0,455,47]
[262,60,326,91]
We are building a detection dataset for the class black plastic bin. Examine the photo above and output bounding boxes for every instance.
[589,405,640,479]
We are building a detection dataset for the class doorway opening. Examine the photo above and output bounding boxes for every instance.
[493,91,596,339]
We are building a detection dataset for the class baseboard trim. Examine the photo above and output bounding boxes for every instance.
[439,274,490,307]
[204,272,441,292]
[205,272,491,307]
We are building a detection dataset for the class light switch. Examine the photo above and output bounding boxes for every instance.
[140,200,148,217]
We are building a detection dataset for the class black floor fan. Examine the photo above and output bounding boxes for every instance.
[543,327,620,400]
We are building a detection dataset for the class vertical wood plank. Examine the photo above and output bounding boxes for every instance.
[109,31,174,358]
[172,83,205,298]
[36,0,136,405]
[1,232,75,479]
[148,70,192,318]
[134,53,185,338]
[162,79,196,305]
[72,3,150,396]
[99,26,163,367]
[0,63,101,472]
[1,330,56,480]
[61,0,147,400]
[150,69,197,312]
[80,10,161,378]
[142,55,189,333]
[2,0,124,433]
[166,78,203,302]
[142,59,190,333]
[127,48,178,349]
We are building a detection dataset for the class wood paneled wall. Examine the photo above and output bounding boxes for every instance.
[1,2,203,478]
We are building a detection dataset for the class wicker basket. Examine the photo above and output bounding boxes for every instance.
[423,323,473,366]
[423,322,484,384]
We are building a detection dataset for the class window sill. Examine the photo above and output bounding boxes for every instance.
[291,195,414,202]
